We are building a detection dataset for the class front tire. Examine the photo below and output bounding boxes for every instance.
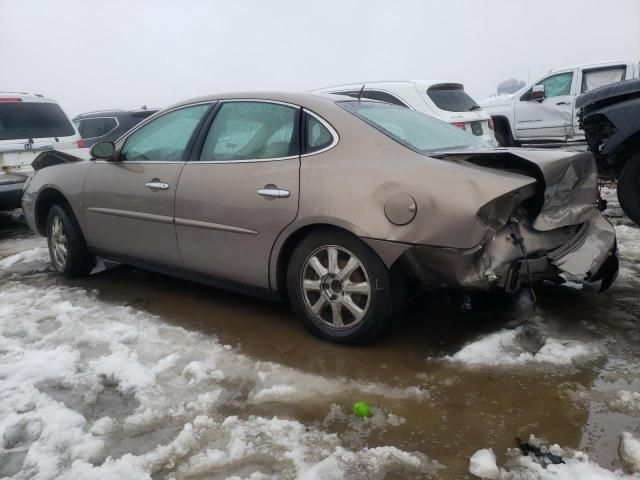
[617,152,640,225]
[286,229,406,344]
[47,204,96,277]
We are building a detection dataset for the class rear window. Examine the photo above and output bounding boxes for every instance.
[426,84,479,112]
[77,117,118,139]
[0,102,75,141]
[340,101,489,154]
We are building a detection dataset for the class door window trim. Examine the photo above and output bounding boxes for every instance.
[192,99,303,164]
[519,70,576,101]
[301,108,339,157]
[580,64,628,93]
[108,101,215,164]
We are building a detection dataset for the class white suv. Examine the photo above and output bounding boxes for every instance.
[312,81,497,145]
[0,92,82,210]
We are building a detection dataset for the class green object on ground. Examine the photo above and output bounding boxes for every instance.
[352,401,371,418]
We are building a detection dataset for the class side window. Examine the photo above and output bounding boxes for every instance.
[79,117,118,139]
[304,114,334,153]
[362,90,408,107]
[200,102,299,161]
[121,104,209,161]
[537,72,574,98]
[581,67,626,93]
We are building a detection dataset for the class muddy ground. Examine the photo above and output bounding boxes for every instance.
[1,188,639,479]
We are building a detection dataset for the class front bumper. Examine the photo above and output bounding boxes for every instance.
[0,174,27,211]
[399,209,618,292]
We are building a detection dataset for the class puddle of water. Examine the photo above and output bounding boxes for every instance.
[2,193,640,478]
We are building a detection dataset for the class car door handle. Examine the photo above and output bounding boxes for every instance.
[556,101,571,105]
[145,180,170,190]
[257,187,290,198]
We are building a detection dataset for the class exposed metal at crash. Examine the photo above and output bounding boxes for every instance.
[400,149,618,292]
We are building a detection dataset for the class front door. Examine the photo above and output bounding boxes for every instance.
[83,103,211,266]
[515,70,576,140]
[175,100,301,289]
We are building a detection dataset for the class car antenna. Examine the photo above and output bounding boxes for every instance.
[357,84,365,102]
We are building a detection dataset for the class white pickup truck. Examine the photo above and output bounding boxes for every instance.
[481,60,638,147]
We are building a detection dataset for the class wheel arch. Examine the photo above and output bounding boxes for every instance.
[34,187,74,236]
[270,220,410,297]
[491,115,514,146]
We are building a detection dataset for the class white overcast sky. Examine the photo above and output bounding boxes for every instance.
[1,0,639,116]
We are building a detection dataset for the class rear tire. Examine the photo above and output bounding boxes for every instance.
[47,204,96,277]
[286,229,406,345]
[617,152,640,225]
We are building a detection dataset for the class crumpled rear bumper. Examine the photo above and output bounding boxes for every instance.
[399,209,618,293]
[547,211,618,291]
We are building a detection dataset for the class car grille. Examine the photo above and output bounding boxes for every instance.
[470,121,483,136]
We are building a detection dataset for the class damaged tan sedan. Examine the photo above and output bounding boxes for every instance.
[22,92,618,344]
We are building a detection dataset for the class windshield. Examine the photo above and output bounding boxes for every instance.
[0,102,75,141]
[340,101,490,154]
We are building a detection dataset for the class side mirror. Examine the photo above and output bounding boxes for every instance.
[530,84,545,101]
[90,141,116,160]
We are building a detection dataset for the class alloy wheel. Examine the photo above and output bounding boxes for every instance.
[300,245,371,330]
[50,215,68,269]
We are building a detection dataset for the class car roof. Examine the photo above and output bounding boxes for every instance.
[549,59,632,72]
[166,91,358,111]
[311,80,464,93]
[73,108,159,120]
[0,92,58,103]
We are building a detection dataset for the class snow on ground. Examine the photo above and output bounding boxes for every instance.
[616,225,640,264]
[610,391,640,415]
[469,433,640,480]
[0,252,441,479]
[442,325,600,368]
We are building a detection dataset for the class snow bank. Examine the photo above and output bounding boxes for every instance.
[444,328,600,367]
[610,391,640,415]
[469,433,640,479]
[0,251,436,479]
[469,448,499,479]
[0,246,50,272]
[616,225,640,263]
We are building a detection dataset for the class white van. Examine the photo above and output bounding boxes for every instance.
[0,92,81,210]
[480,60,638,146]
[312,81,498,145]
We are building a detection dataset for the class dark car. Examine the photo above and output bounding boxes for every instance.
[577,79,640,223]
[72,108,158,147]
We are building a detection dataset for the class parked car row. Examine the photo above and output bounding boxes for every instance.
[4,62,639,343]
[0,94,156,211]
[481,59,638,147]
[0,93,82,210]
[22,92,618,344]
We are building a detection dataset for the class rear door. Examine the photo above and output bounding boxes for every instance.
[175,100,301,289]
[83,103,211,266]
[515,70,576,140]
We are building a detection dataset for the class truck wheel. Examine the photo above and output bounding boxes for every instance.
[617,153,640,225]
[47,204,96,277]
[286,229,406,345]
